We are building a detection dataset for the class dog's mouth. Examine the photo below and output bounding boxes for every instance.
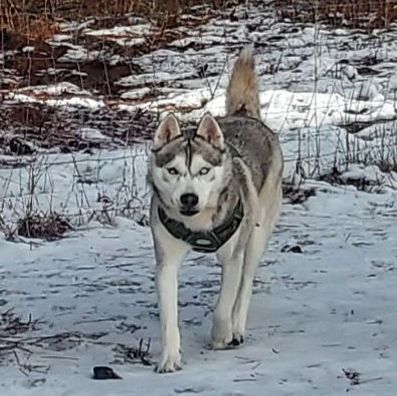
[180,208,199,217]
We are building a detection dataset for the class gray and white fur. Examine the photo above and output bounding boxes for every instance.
[148,46,284,373]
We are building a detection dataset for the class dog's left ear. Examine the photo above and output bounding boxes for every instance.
[195,113,224,150]
[153,113,181,150]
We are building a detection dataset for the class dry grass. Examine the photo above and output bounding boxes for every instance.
[2,0,394,46]
[0,309,39,338]
[1,0,241,44]
[0,309,41,364]
[16,211,72,240]
[1,0,59,42]
[275,0,397,29]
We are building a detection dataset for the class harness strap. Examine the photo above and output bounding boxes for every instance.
[158,200,244,253]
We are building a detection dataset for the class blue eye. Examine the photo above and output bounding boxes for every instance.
[199,167,210,176]
[167,167,179,175]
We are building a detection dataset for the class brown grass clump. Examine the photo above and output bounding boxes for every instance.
[21,17,60,42]
[17,212,72,240]
[1,1,60,42]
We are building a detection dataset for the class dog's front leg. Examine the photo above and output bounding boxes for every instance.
[154,238,188,373]
[212,250,244,349]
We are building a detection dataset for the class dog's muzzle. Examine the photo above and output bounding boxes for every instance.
[179,193,199,216]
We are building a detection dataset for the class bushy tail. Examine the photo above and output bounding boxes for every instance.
[226,46,261,120]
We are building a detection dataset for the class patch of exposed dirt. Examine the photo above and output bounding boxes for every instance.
[2,41,137,95]
[0,102,157,154]
[282,181,316,204]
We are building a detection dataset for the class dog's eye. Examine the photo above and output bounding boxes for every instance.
[167,167,179,175]
[199,167,210,176]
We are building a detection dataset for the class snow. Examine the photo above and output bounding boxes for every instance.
[1,172,397,395]
[120,87,152,100]
[6,91,105,110]
[45,97,104,109]
[48,34,73,42]
[17,82,93,97]
[57,47,104,63]
[0,147,150,229]
[22,46,35,53]
[78,128,110,142]
[84,24,151,37]
[1,1,397,394]
[116,72,196,88]
[82,24,151,47]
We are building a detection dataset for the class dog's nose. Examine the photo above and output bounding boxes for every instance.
[180,193,199,207]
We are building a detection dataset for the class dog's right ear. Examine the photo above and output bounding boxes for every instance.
[153,113,181,150]
[195,113,224,150]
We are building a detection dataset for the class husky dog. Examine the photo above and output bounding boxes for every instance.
[148,47,283,373]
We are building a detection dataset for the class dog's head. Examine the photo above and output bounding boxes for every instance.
[149,113,230,217]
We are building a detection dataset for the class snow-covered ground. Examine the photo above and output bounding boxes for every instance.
[1,1,397,395]
[1,178,397,395]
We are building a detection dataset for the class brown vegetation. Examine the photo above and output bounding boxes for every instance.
[275,0,397,29]
[1,0,241,44]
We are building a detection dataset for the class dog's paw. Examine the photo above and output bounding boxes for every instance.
[231,334,244,346]
[212,339,232,349]
[212,331,244,349]
[232,314,246,346]
[155,351,182,374]
[211,319,233,349]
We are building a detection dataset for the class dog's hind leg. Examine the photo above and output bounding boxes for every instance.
[232,182,282,343]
